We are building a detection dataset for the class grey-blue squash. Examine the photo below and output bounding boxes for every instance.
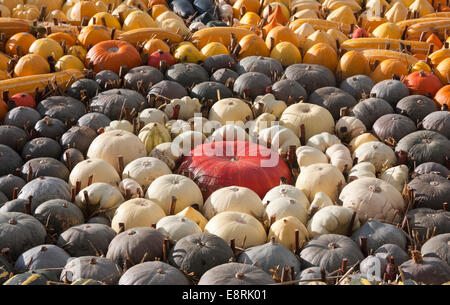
[119,261,191,285]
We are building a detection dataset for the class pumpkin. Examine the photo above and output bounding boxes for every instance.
[202,54,236,75]
[47,32,76,49]
[295,146,328,168]
[74,182,124,218]
[67,45,87,63]
[370,79,410,107]
[265,26,300,49]
[414,162,450,177]
[283,64,336,94]
[12,4,39,20]
[407,173,450,210]
[138,109,168,126]
[373,114,417,143]
[123,66,163,93]
[156,215,202,242]
[34,199,84,235]
[397,95,437,125]
[307,205,360,237]
[18,177,71,212]
[258,125,300,153]
[60,126,97,155]
[421,233,450,265]
[380,164,409,193]
[3,271,49,285]
[174,44,205,63]
[300,234,364,273]
[69,158,120,190]
[0,254,13,284]
[198,262,275,285]
[55,55,85,72]
[0,144,23,176]
[335,116,366,143]
[21,137,61,160]
[20,158,68,181]
[77,25,111,48]
[90,89,146,120]
[303,43,338,74]
[61,148,84,171]
[236,56,283,78]
[14,244,70,274]
[0,125,28,150]
[421,111,450,138]
[309,192,333,213]
[207,124,248,143]
[304,30,337,52]
[270,42,301,67]
[353,141,397,173]
[435,57,450,85]
[370,59,408,83]
[61,256,121,285]
[296,267,329,285]
[434,85,450,109]
[309,87,357,120]
[262,184,309,209]
[0,174,26,201]
[326,6,357,25]
[28,38,64,62]
[5,32,36,56]
[122,157,171,191]
[349,133,380,153]
[34,117,66,139]
[265,196,309,226]
[403,71,443,97]
[103,120,133,133]
[137,122,171,154]
[406,208,450,241]
[37,95,86,124]
[68,1,99,21]
[119,261,191,285]
[88,12,121,30]
[271,79,307,104]
[13,54,50,77]
[208,98,252,125]
[352,97,394,130]
[400,251,450,285]
[374,243,409,266]
[306,132,341,153]
[165,63,209,88]
[336,51,371,81]
[296,163,346,202]
[325,144,352,174]
[45,9,69,23]
[4,106,41,130]
[385,2,408,22]
[106,227,164,270]
[237,34,270,59]
[142,38,170,56]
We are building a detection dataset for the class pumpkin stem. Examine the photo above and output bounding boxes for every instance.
[359,236,368,257]
[118,156,124,179]
[162,238,170,262]
[230,238,236,256]
[12,187,19,200]
[235,272,244,280]
[411,250,423,264]
[341,258,348,274]
[347,211,357,236]
[169,196,177,215]
[70,187,76,203]
[87,174,94,186]
[299,124,306,146]
[294,229,300,255]
[75,180,81,195]
[24,196,32,215]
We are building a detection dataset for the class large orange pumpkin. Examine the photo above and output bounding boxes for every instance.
[303,42,338,73]
[336,50,371,81]
[403,71,443,96]
[433,85,450,109]
[85,40,141,74]
[5,32,36,56]
[370,59,408,83]
[77,25,111,48]
[14,53,50,77]
[435,57,450,85]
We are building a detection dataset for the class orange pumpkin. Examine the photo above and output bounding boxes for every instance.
[403,70,443,96]
[85,40,142,74]
[47,32,76,48]
[14,53,50,77]
[77,25,111,48]
[0,70,9,80]
[232,0,261,18]
[433,85,450,108]
[149,0,168,7]
[435,57,450,84]
[267,5,287,25]
[303,42,338,73]
[237,34,270,59]
[240,12,261,27]
[370,59,408,83]
[336,50,371,81]
[5,32,36,56]
[89,12,122,30]
[142,38,170,55]
[151,4,168,19]
[426,33,443,50]
[68,1,99,22]
[265,26,300,50]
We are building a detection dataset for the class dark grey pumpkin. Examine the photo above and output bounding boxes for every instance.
[119,261,191,285]
[0,198,28,213]
[193,11,215,24]
[271,79,307,104]
[421,233,450,264]
[198,262,275,285]
[407,174,450,210]
[37,96,86,124]
[60,256,121,285]
[295,267,329,285]
[308,87,358,120]
[76,112,111,132]
[3,106,41,130]
[95,70,120,90]
[60,148,85,170]
[89,89,146,121]
[0,191,6,204]
[351,220,408,253]
[421,111,450,138]
[283,64,336,94]
[395,130,450,166]
[0,125,28,151]
[203,54,237,74]
[66,78,100,101]
[359,255,388,280]
[168,232,234,280]
[374,243,409,266]
[0,211,47,260]
[233,72,272,100]
[147,80,188,99]
[414,162,450,177]
[193,0,214,15]
[0,174,26,200]
[60,125,97,155]
[299,234,364,273]
[0,144,23,176]
[124,66,164,93]
[352,97,394,130]
[190,81,232,102]
[165,63,209,88]
[34,116,66,140]
[34,199,85,235]
[17,176,71,212]
[14,244,71,273]
[406,208,450,241]
[235,56,283,78]
[21,137,62,160]
[400,252,450,285]
[170,0,195,18]
[87,215,111,226]
[21,157,69,181]
[372,114,417,143]
[339,75,374,101]
[369,79,409,106]
[395,95,438,123]
[210,68,239,84]
[237,240,301,278]
[0,254,13,284]
[57,223,116,257]
[106,227,165,270]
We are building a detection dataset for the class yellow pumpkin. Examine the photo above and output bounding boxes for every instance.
[336,50,371,81]
[270,41,302,66]
[327,29,349,45]
[201,42,229,57]
[304,30,337,52]
[47,32,76,48]
[68,1,99,22]
[0,0,23,11]
[0,4,10,16]
[125,0,148,10]
[291,8,318,19]
[409,0,434,17]
[232,0,261,18]
[142,38,170,55]
[55,55,85,71]
[12,4,40,20]
[265,25,300,50]
[95,0,109,12]
[372,22,402,39]
[435,57,450,84]
[151,4,168,20]
[67,45,87,62]
[45,9,69,23]
[174,44,205,63]
[112,3,139,23]
[370,59,408,83]
[238,34,270,58]
[385,1,408,23]
[326,6,357,25]
[122,10,156,31]
[240,11,261,27]
[14,53,50,77]
[303,42,338,73]
[77,25,111,48]
[410,60,431,73]
[89,12,121,30]
[29,38,64,61]
[26,0,64,12]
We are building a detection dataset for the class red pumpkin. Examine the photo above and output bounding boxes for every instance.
[177,141,292,200]
[148,50,175,69]
[352,28,368,38]
[85,40,142,74]
[402,71,443,97]
[9,92,36,108]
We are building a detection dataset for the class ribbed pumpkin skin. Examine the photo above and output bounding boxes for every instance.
[336,50,371,81]
[402,71,443,97]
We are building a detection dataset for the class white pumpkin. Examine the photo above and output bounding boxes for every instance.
[252,93,287,118]
[306,132,341,152]
[258,125,300,153]
[208,98,253,125]
[326,144,352,173]
[206,124,249,143]
[335,116,366,142]
[251,113,277,135]
[138,108,168,125]
[165,119,191,138]
[118,178,143,199]
[194,118,222,138]
[295,146,328,168]
[265,196,309,225]
[307,205,360,237]
[353,141,396,173]
[348,162,376,182]
[262,184,310,211]
[171,130,206,155]
[111,197,166,232]
[280,103,335,141]
[349,133,379,153]
[177,206,208,230]
[122,157,172,191]
[203,186,265,220]
[145,174,204,214]
[309,191,333,213]
[156,215,202,242]
[205,211,267,249]
[87,130,147,172]
[294,22,315,46]
[164,96,202,121]
[296,163,346,202]
[339,177,406,224]
[267,216,309,251]
[380,165,409,193]
[69,158,120,190]
[75,182,125,218]
[149,142,182,170]
[104,120,134,133]
[138,122,172,154]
